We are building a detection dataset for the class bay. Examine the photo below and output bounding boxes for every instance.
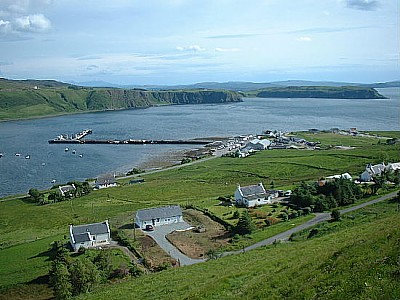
[0,87,399,197]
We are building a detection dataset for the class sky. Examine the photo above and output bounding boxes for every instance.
[0,0,398,85]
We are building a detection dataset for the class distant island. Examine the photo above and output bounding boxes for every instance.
[0,78,242,121]
[245,86,387,99]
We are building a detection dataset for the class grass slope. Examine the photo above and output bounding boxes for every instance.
[77,200,400,300]
[0,79,241,120]
[0,132,399,297]
[245,86,386,99]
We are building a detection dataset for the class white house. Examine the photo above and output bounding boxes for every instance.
[69,220,111,252]
[325,173,352,181]
[59,184,76,197]
[360,163,386,182]
[386,162,400,172]
[135,205,184,229]
[95,174,117,189]
[235,183,278,207]
[243,138,271,151]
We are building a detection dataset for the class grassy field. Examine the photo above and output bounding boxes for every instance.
[76,199,400,300]
[0,132,399,298]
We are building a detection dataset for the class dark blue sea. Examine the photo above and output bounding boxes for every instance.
[0,88,398,197]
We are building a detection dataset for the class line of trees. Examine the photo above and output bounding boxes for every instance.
[290,178,363,212]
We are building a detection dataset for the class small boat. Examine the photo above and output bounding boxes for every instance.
[25,155,30,159]
[51,179,56,183]
[0,153,3,158]
[15,153,21,157]
[65,147,69,152]
[72,150,76,154]
[41,162,46,166]
[79,154,83,158]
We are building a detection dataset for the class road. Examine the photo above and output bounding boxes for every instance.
[142,191,398,265]
[223,190,399,256]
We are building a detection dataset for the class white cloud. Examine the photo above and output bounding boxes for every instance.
[215,47,240,52]
[0,1,52,37]
[14,14,51,32]
[176,45,206,52]
[297,36,312,42]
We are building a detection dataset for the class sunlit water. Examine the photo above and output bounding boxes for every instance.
[0,88,398,197]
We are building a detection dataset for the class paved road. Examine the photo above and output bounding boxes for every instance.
[144,222,206,266]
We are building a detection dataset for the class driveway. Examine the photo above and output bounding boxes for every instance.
[144,222,206,266]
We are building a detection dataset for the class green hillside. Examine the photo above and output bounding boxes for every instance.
[0,78,242,120]
[0,132,399,300]
[245,86,386,99]
[76,199,400,300]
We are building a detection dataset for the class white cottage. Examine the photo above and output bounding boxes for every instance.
[360,163,386,182]
[135,205,184,229]
[69,220,111,252]
[235,183,277,207]
[95,174,117,189]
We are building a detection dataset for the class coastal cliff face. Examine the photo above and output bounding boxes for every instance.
[0,79,242,120]
[253,86,386,99]
[86,89,241,110]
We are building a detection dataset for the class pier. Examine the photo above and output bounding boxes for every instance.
[48,139,212,145]
[49,130,212,145]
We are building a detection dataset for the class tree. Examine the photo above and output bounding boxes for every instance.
[234,210,255,235]
[49,261,72,300]
[331,209,341,222]
[28,188,43,203]
[69,258,100,296]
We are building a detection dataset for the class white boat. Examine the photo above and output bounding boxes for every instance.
[79,154,83,158]
[72,150,76,154]
[25,155,30,159]
[15,153,21,157]
[65,147,69,152]
[0,153,3,158]
[51,179,56,183]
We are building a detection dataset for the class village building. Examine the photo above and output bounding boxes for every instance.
[69,220,111,251]
[235,183,278,207]
[360,163,386,182]
[135,205,184,229]
[243,138,271,151]
[386,162,400,172]
[58,184,76,197]
[95,174,117,189]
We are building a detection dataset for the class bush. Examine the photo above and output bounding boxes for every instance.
[331,209,341,222]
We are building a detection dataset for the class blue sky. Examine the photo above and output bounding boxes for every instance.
[0,0,398,85]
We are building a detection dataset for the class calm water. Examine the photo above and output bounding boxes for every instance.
[0,88,399,197]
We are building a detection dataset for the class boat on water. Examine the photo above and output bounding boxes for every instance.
[0,153,3,158]
[65,147,69,152]
[51,179,56,183]
[15,153,21,157]
[79,154,83,158]
[25,155,30,159]
[72,150,76,154]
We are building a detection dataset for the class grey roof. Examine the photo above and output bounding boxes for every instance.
[71,221,109,236]
[96,175,116,185]
[240,183,266,197]
[74,232,91,243]
[136,205,182,221]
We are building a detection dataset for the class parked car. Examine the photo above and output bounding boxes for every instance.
[145,224,154,231]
